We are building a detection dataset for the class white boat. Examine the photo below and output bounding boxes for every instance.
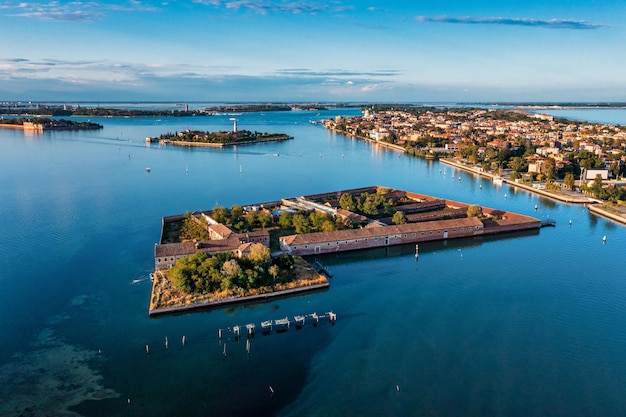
[492,176,503,185]
[274,317,290,330]
[294,315,306,328]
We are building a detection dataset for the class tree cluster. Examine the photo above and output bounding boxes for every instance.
[278,210,346,234]
[180,212,209,241]
[338,191,395,217]
[211,206,274,233]
[169,247,295,294]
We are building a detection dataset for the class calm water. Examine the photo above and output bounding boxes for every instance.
[1,108,625,417]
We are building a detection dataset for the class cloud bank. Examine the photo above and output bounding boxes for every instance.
[192,0,351,15]
[0,1,158,21]
[415,15,605,30]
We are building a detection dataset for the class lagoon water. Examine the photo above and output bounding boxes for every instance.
[1,107,626,416]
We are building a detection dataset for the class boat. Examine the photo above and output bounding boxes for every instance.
[492,176,503,185]
[261,320,272,333]
[146,167,151,173]
[149,273,154,282]
[294,315,306,328]
[246,323,255,335]
[274,317,290,331]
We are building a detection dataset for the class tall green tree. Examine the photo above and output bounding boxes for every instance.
[392,211,407,225]
[564,172,576,190]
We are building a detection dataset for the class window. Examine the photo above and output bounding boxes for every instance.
[429,231,433,235]
[403,234,407,238]
[305,245,308,248]
[421,232,424,236]
[412,233,416,237]
[365,238,368,241]
[460,228,464,231]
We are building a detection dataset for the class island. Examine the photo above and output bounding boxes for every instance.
[0,117,102,131]
[153,128,293,148]
[149,186,543,316]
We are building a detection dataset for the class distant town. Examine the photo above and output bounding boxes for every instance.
[323,106,626,205]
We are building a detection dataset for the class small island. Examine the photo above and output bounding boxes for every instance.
[150,186,543,316]
[0,117,103,131]
[154,127,293,148]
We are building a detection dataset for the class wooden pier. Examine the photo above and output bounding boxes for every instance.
[221,311,337,339]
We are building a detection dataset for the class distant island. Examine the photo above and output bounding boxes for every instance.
[0,103,329,117]
[0,117,102,131]
[153,128,293,148]
[205,103,328,113]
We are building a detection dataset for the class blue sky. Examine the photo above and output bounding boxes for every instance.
[1,0,625,102]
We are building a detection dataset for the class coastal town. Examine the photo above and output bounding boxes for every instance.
[150,186,543,316]
[324,106,625,186]
[322,106,626,223]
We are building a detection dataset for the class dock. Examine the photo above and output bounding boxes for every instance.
[221,311,337,339]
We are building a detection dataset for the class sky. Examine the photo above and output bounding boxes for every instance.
[1,0,625,103]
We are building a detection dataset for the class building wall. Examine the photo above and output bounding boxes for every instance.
[280,223,484,256]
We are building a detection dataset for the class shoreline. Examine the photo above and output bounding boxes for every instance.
[149,281,329,317]
[440,158,626,226]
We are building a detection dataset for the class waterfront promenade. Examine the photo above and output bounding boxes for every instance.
[440,158,626,226]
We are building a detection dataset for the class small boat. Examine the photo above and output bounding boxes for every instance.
[294,315,306,328]
[146,167,151,173]
[246,323,255,335]
[261,320,272,334]
[274,317,290,331]
[149,273,154,282]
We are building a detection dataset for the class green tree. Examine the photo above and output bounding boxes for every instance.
[391,211,407,225]
[211,206,229,224]
[230,205,244,219]
[564,172,576,190]
[221,259,242,280]
[278,211,293,229]
[257,211,273,228]
[508,156,525,173]
[590,174,604,197]
[292,213,311,233]
[248,243,270,265]
[467,205,483,217]
[321,220,337,232]
[339,193,356,210]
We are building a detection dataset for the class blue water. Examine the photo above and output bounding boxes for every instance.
[1,108,625,416]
